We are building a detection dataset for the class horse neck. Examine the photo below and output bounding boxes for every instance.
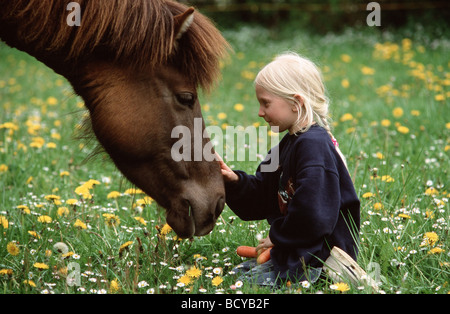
[0,0,74,77]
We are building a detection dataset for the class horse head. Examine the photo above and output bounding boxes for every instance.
[0,1,229,238]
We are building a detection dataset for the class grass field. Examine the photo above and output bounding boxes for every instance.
[1,24,449,294]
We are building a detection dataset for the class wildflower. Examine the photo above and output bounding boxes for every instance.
[62,252,74,259]
[361,66,375,75]
[340,113,354,122]
[373,202,384,210]
[124,188,144,195]
[398,213,411,219]
[428,247,444,255]
[28,231,41,239]
[381,175,395,182]
[425,187,438,196]
[75,185,92,199]
[138,281,149,288]
[23,280,36,287]
[362,192,374,198]
[47,96,58,105]
[330,282,350,292]
[234,103,244,112]
[33,262,49,270]
[381,119,391,127]
[397,125,409,134]
[37,215,52,223]
[107,191,121,199]
[119,241,133,254]
[0,216,8,229]
[0,269,13,276]
[7,242,20,256]
[392,107,404,118]
[217,112,227,120]
[74,219,87,230]
[341,79,350,88]
[59,171,70,177]
[17,205,31,214]
[211,276,223,287]
[134,216,147,226]
[0,164,8,173]
[109,280,121,293]
[178,275,193,286]
[66,199,79,206]
[57,207,69,217]
[420,232,439,247]
[103,213,120,227]
[160,223,172,235]
[186,266,202,278]
[340,54,352,63]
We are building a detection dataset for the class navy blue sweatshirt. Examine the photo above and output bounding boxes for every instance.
[226,125,360,281]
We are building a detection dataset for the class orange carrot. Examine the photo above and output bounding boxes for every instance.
[256,247,272,265]
[236,246,258,258]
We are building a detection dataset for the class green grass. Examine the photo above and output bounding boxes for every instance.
[1,24,449,294]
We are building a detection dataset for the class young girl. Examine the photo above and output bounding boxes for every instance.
[218,52,360,287]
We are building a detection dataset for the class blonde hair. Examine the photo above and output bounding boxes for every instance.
[254,52,347,166]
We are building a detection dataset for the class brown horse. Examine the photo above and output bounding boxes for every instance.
[0,0,229,238]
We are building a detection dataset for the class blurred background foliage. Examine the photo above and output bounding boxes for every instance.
[179,0,450,34]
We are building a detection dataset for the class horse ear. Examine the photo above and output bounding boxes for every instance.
[174,7,195,40]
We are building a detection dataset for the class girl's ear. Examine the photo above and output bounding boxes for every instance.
[293,94,304,111]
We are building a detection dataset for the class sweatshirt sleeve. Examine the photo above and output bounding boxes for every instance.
[225,160,280,221]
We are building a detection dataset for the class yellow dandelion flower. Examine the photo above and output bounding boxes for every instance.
[211,276,223,287]
[0,164,8,173]
[66,199,79,206]
[186,266,202,278]
[178,274,193,286]
[435,94,445,101]
[33,262,49,270]
[331,282,350,292]
[234,103,244,112]
[0,216,8,229]
[57,207,69,217]
[373,202,384,210]
[23,280,36,287]
[340,54,352,63]
[411,110,420,116]
[341,79,350,88]
[375,152,384,159]
[362,192,374,198]
[74,219,87,230]
[109,279,121,293]
[7,242,20,256]
[134,216,147,226]
[103,213,120,227]
[119,241,133,252]
[217,112,227,120]
[160,223,172,235]
[428,247,444,255]
[398,213,411,219]
[397,125,409,134]
[28,231,41,239]
[381,119,391,127]
[381,175,395,182]
[421,232,439,247]
[59,171,70,177]
[392,107,404,118]
[361,66,375,75]
[107,191,121,199]
[425,187,439,196]
[0,269,13,276]
[37,215,52,223]
[46,96,58,105]
[340,113,354,122]
[17,205,31,215]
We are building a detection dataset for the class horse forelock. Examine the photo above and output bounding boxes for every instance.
[3,0,229,91]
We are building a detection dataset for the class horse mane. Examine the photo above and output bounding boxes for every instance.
[2,0,229,90]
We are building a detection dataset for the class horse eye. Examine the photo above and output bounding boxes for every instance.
[176,93,196,107]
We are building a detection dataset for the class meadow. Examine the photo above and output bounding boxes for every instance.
[0,23,449,294]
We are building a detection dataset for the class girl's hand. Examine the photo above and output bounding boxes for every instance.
[256,236,274,253]
[215,152,239,183]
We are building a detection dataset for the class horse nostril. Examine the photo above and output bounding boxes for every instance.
[215,196,225,219]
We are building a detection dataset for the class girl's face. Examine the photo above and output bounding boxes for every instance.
[255,84,299,134]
